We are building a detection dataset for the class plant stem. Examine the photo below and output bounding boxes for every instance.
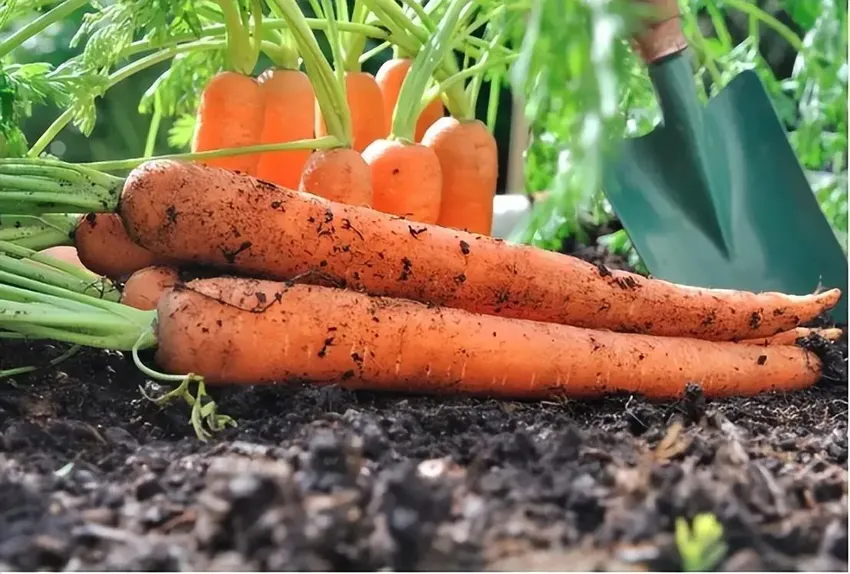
[0,0,90,59]
[392,0,468,141]
[81,135,342,172]
[143,91,164,158]
[426,52,520,116]
[268,0,352,146]
[27,39,227,158]
[721,0,805,53]
[216,0,258,74]
[0,214,78,251]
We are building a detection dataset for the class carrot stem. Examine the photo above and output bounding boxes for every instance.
[268,0,352,147]
[391,0,468,142]
[0,214,78,250]
[79,135,343,172]
[215,0,259,74]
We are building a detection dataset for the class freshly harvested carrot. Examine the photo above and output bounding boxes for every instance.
[120,265,180,311]
[422,116,498,235]
[74,213,168,279]
[738,327,844,346]
[362,0,470,223]
[190,1,264,175]
[116,159,842,342]
[315,71,385,153]
[152,278,822,398]
[375,57,444,142]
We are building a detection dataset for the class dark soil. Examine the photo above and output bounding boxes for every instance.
[0,240,847,572]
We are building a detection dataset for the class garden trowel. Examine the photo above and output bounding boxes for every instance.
[602,0,848,322]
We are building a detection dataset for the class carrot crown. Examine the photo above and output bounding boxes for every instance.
[390,0,469,142]
[268,0,353,147]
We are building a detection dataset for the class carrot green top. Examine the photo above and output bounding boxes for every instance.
[215,0,262,75]
[390,0,469,142]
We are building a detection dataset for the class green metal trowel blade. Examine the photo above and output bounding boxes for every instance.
[602,52,848,322]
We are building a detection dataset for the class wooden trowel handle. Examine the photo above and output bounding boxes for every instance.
[631,0,688,63]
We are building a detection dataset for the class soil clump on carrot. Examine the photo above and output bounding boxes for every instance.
[0,244,846,571]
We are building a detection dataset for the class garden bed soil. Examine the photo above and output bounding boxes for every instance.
[0,238,847,571]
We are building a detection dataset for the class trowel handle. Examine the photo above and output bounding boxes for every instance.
[631,0,688,63]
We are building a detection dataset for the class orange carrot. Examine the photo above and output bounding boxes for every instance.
[375,57,444,142]
[148,277,823,399]
[738,327,844,346]
[117,159,842,342]
[299,147,372,206]
[74,213,170,279]
[422,116,498,235]
[120,265,180,311]
[315,71,385,153]
[190,1,264,175]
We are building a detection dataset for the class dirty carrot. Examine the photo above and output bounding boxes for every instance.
[253,22,316,189]
[121,265,181,311]
[191,0,265,175]
[1,158,843,341]
[0,272,826,399]
[269,0,373,206]
[363,0,471,223]
[114,160,841,341]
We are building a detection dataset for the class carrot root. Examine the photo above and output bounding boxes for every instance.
[118,160,843,342]
[121,265,181,311]
[153,277,823,399]
[74,213,169,280]
[738,327,845,346]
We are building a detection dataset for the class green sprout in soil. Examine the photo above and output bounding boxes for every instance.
[675,512,728,572]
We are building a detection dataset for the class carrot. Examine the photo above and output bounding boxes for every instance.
[1,270,823,399]
[74,213,170,280]
[375,56,445,142]
[739,327,844,346]
[422,116,498,234]
[270,0,374,206]
[253,27,317,189]
[362,0,470,223]
[114,159,841,342]
[190,0,264,175]
[120,265,180,311]
[315,71,385,153]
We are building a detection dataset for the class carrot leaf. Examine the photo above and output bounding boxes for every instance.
[391,0,469,142]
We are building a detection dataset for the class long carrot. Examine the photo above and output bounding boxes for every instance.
[190,0,265,175]
[110,159,840,342]
[313,0,385,152]
[0,271,826,399]
[253,24,316,189]
[1,157,842,341]
[269,0,373,207]
[362,0,470,223]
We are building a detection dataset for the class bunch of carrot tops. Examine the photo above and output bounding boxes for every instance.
[0,0,844,440]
